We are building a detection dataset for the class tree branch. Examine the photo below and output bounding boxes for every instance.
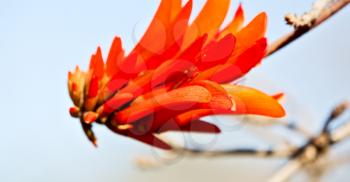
[266,0,350,57]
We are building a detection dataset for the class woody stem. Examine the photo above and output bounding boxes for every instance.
[266,0,350,57]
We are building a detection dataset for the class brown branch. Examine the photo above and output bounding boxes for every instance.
[266,0,350,57]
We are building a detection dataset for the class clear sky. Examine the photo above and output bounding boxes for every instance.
[0,0,349,181]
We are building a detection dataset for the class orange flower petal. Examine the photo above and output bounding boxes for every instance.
[197,34,235,71]
[117,71,154,98]
[149,35,208,86]
[178,34,208,60]
[115,85,212,124]
[117,81,233,129]
[190,64,224,82]
[175,80,234,126]
[89,47,104,79]
[103,53,141,96]
[144,0,193,69]
[219,4,245,37]
[118,53,139,74]
[190,80,233,110]
[211,38,267,83]
[87,75,99,98]
[131,86,170,105]
[182,0,230,48]
[132,0,182,60]
[169,0,182,21]
[234,12,267,55]
[106,37,124,77]
[158,119,221,134]
[98,92,134,117]
[222,84,285,117]
[175,109,227,126]
[171,0,193,42]
[105,78,128,95]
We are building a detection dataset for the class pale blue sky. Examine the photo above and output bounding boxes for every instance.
[0,0,349,181]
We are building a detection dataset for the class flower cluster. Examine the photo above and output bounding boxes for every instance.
[68,0,285,149]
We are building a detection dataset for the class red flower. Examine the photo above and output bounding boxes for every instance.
[68,0,285,149]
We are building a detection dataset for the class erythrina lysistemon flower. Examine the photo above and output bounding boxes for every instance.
[68,0,285,150]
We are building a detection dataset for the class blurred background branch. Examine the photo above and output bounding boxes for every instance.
[136,101,350,181]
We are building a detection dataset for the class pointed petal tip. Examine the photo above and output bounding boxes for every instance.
[260,94,286,118]
[92,140,98,148]
[113,36,121,42]
[270,103,286,118]
[83,112,99,124]
[95,46,102,56]
[183,0,193,8]
[69,106,80,118]
[68,71,72,79]
[236,3,244,16]
[257,12,268,26]
[272,93,285,101]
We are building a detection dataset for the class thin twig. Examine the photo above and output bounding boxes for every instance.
[268,104,349,181]
[331,120,350,143]
[134,146,296,170]
[266,0,350,57]
[175,147,295,158]
[323,101,349,132]
[269,159,302,182]
[134,136,296,169]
